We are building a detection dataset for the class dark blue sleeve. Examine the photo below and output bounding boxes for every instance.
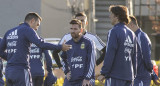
[101,29,118,78]
[25,28,62,51]
[96,47,106,65]
[52,50,62,68]
[0,35,8,60]
[61,51,70,75]
[84,40,96,80]
[141,34,153,72]
[132,36,137,78]
[44,50,53,73]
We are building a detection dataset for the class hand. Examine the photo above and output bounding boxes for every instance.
[82,79,91,86]
[97,75,105,82]
[66,71,71,80]
[62,40,72,51]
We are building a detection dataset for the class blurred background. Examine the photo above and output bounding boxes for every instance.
[1,0,160,85]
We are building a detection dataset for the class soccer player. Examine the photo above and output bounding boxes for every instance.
[0,12,71,86]
[30,43,56,86]
[127,15,153,86]
[52,12,106,85]
[0,37,4,86]
[98,5,137,86]
[58,12,106,66]
[61,19,96,86]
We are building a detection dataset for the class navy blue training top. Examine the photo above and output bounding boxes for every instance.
[0,23,62,69]
[30,43,53,76]
[101,23,137,81]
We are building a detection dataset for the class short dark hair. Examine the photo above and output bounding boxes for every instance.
[70,19,82,28]
[129,15,138,25]
[75,12,87,18]
[24,12,42,22]
[109,5,130,24]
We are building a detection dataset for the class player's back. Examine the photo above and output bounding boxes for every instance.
[135,29,152,79]
[4,23,33,69]
[103,23,136,81]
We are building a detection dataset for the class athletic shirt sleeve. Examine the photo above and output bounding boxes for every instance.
[61,51,70,75]
[101,29,118,77]
[84,33,106,51]
[84,39,96,80]
[44,50,53,73]
[59,33,72,45]
[0,32,8,60]
[24,27,62,51]
[140,33,153,72]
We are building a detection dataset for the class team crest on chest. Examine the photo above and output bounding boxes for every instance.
[81,42,85,49]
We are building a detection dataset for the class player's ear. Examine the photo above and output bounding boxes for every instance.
[80,28,83,33]
[86,21,88,25]
[30,18,35,24]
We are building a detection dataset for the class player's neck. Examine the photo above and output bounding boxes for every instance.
[114,20,119,25]
[73,34,83,42]
[82,29,87,35]
[134,25,139,32]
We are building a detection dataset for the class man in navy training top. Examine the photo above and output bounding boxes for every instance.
[0,37,4,86]
[52,12,106,85]
[61,19,96,86]
[0,12,71,86]
[98,5,137,86]
[53,12,106,68]
[127,15,154,86]
[30,42,56,86]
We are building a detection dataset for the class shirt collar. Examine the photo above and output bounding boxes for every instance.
[135,28,141,35]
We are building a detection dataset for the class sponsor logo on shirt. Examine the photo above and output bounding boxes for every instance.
[71,56,82,62]
[71,56,83,68]
[124,47,132,61]
[30,55,40,59]
[124,36,134,47]
[31,44,37,47]
[7,49,17,53]
[30,44,40,53]
[30,48,40,53]
[124,36,134,61]
[72,64,83,68]
[30,44,40,59]
[7,29,18,39]
[7,41,17,47]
